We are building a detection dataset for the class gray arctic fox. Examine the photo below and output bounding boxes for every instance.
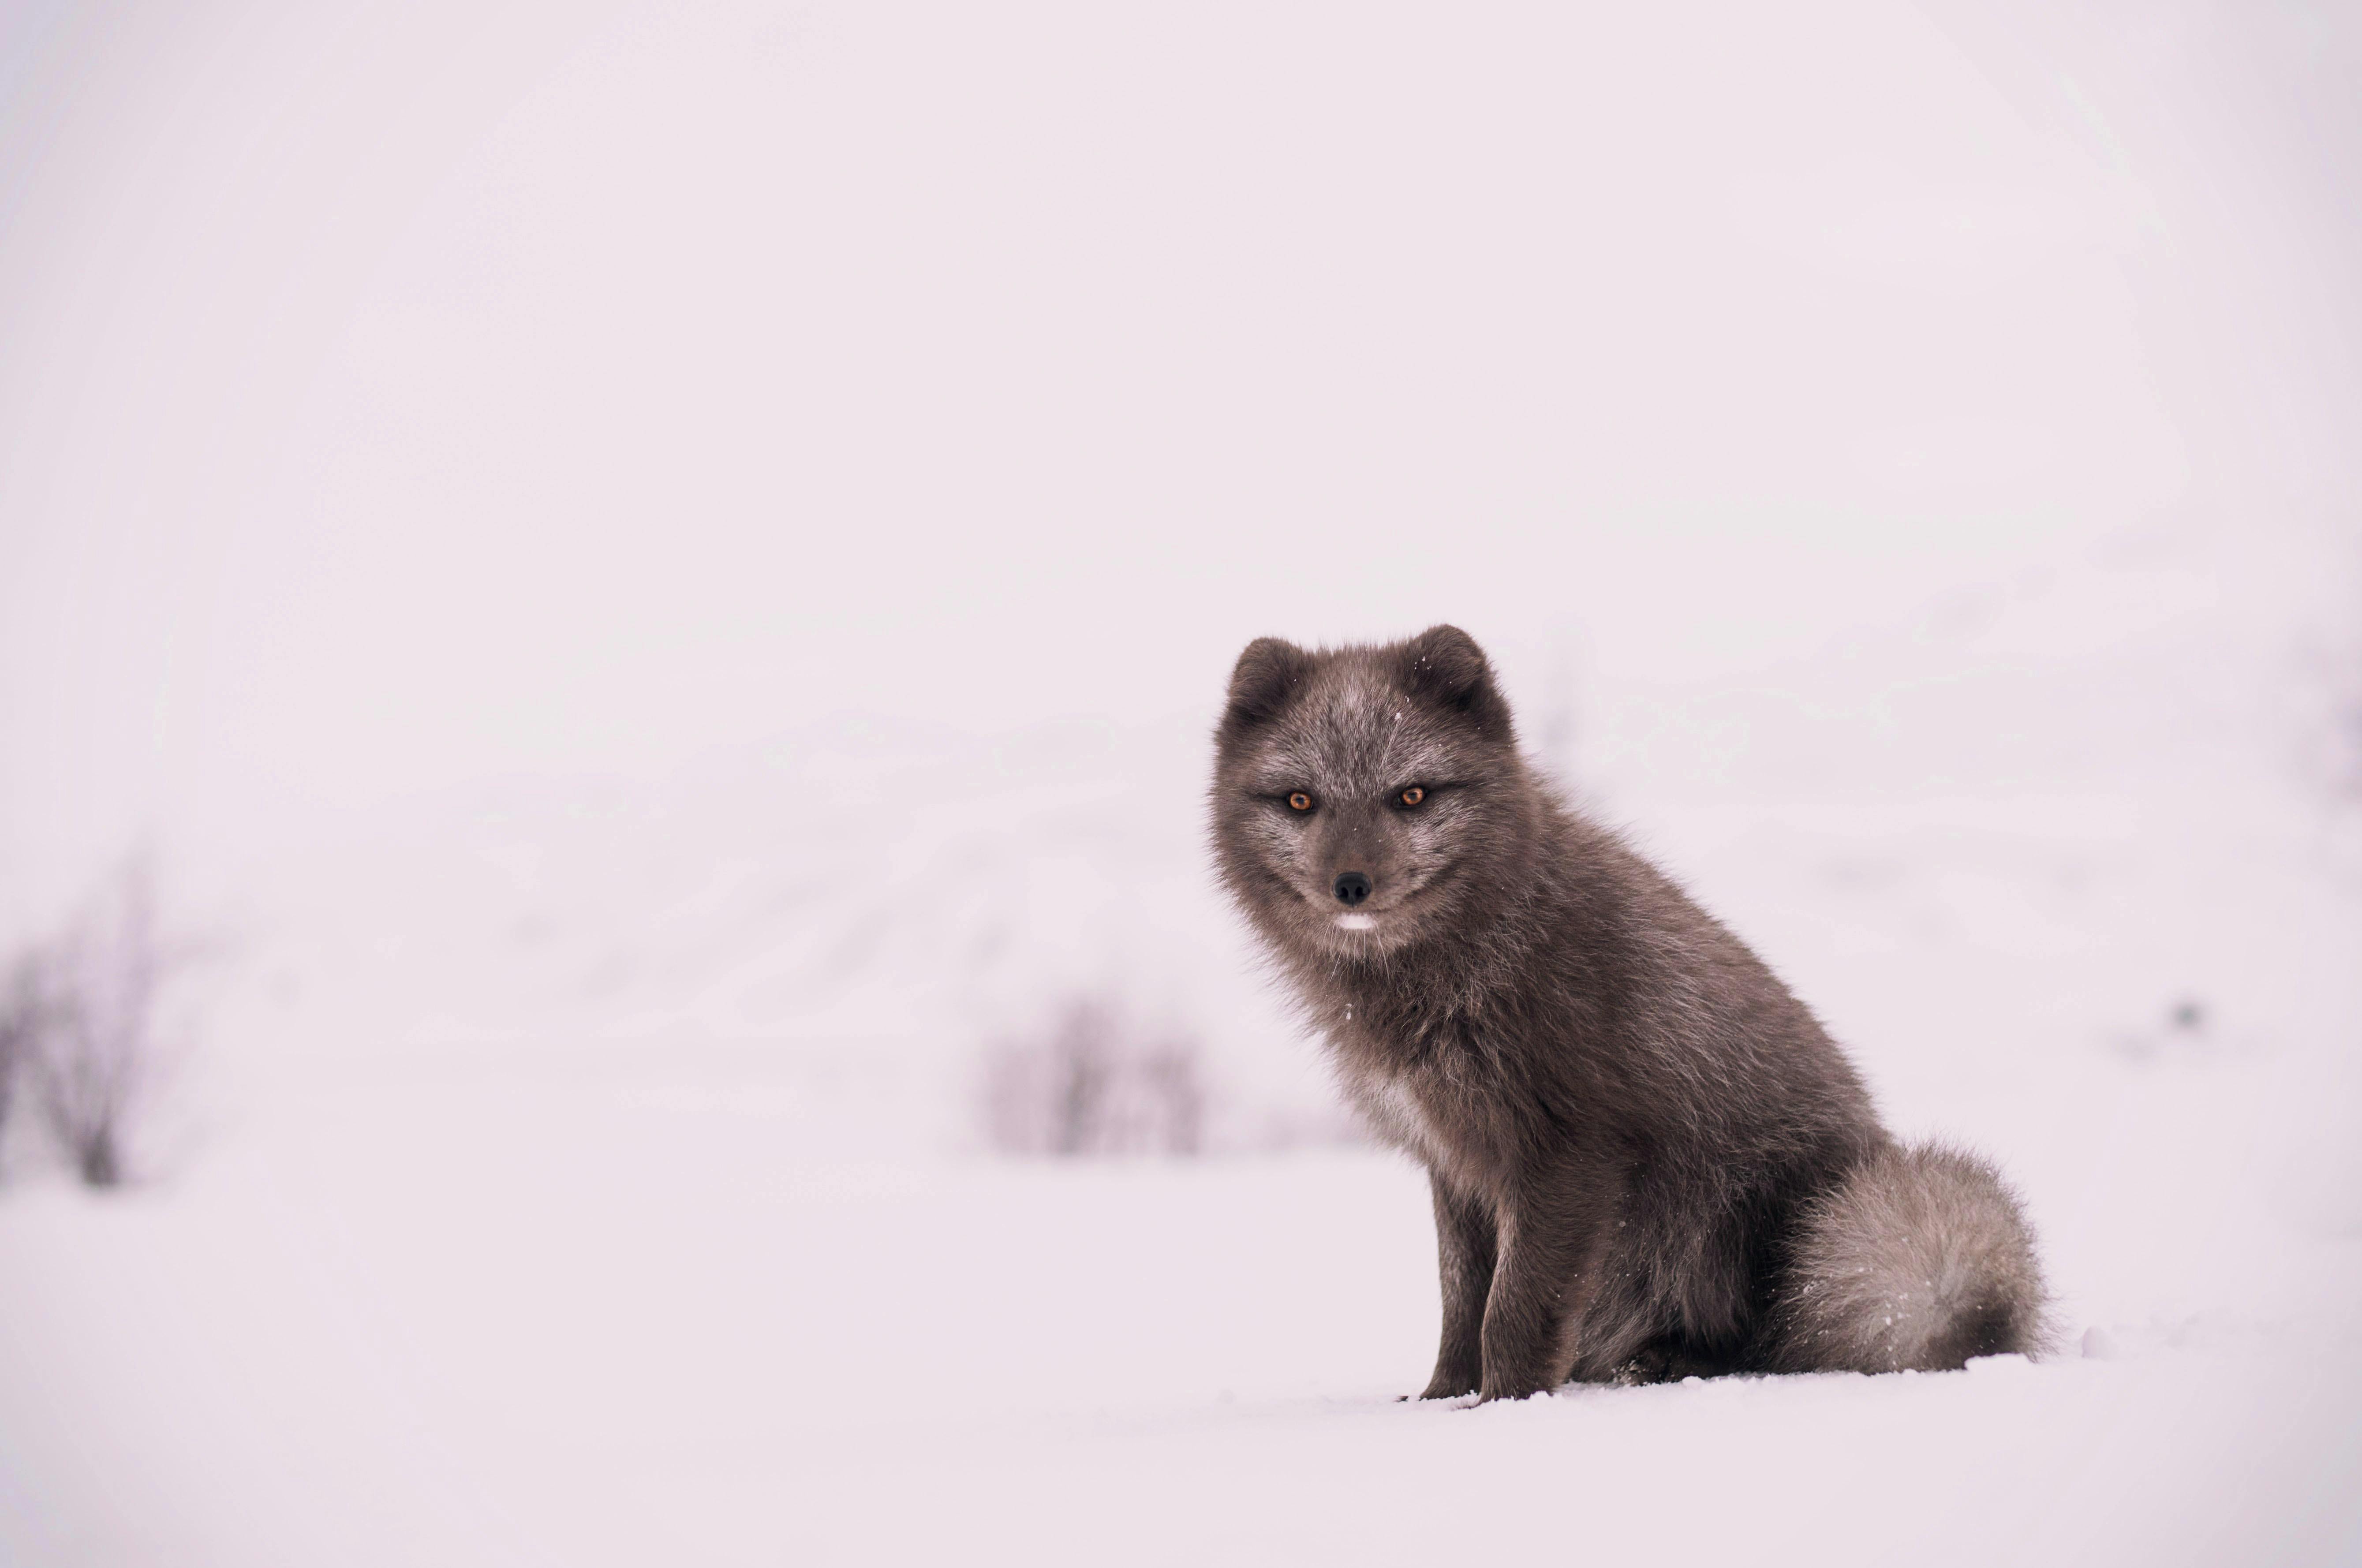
[1210,625,2051,1401]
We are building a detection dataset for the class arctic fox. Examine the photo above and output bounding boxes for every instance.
[1210,625,2051,1400]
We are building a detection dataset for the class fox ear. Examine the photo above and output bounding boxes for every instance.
[1395,624,1513,739]
[1221,637,1312,739]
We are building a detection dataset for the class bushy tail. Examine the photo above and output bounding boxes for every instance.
[1769,1141,2053,1374]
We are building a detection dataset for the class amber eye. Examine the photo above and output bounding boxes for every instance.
[1399,786,1426,807]
[1287,791,1313,811]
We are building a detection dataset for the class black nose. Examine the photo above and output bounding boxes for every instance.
[1333,872,1372,907]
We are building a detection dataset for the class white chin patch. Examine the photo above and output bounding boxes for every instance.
[1334,913,1377,932]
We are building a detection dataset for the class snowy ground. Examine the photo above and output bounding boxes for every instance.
[0,1049,2358,1568]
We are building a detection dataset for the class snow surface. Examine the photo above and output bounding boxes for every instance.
[0,1061,2357,1567]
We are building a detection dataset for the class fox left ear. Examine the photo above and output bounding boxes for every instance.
[1219,637,1313,743]
[1394,624,1513,739]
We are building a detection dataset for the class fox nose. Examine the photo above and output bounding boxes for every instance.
[1333,871,1372,907]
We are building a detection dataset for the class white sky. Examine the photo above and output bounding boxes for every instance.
[1,0,2356,914]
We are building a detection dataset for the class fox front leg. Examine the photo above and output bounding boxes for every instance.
[1476,1171,1609,1401]
[1418,1172,1496,1400]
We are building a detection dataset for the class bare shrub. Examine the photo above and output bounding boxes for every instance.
[23,856,175,1188]
[982,997,1206,1157]
[0,956,40,1168]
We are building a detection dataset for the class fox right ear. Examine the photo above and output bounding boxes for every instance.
[1394,624,1513,739]
[1220,637,1312,739]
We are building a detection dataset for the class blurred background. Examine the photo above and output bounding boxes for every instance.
[0,1,2358,1563]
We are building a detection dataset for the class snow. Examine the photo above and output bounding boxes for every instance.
[0,1061,2357,1567]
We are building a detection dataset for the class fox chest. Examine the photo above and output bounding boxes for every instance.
[1349,1071,1447,1162]
[1333,1032,1517,1189]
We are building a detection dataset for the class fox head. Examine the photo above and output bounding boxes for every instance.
[1209,624,1539,959]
